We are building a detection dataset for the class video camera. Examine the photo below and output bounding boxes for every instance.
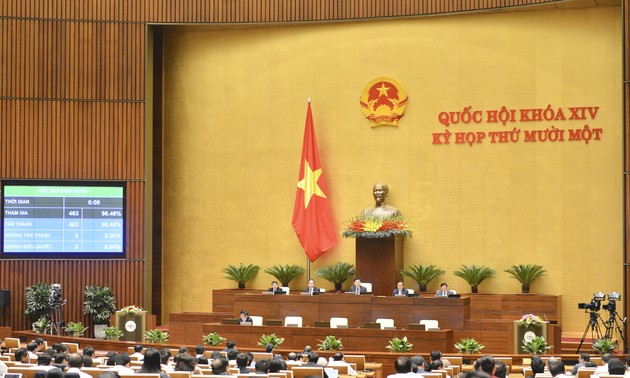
[50,283,64,306]
[578,292,606,311]
[602,292,621,312]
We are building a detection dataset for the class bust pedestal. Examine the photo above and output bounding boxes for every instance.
[355,236,404,297]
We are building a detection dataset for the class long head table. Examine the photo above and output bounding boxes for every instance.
[232,293,470,330]
[200,323,453,353]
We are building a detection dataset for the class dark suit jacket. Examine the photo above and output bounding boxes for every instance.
[237,316,252,324]
[347,285,368,294]
[392,288,409,296]
[303,287,321,294]
[268,287,285,294]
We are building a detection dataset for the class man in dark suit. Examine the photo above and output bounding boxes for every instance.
[303,279,321,295]
[268,281,284,294]
[347,278,368,295]
[392,281,408,296]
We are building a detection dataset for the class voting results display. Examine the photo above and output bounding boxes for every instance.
[2,181,126,258]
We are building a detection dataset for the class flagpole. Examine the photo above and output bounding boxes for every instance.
[306,97,311,284]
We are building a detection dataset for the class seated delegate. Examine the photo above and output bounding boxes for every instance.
[237,310,252,324]
[268,280,284,294]
[392,281,408,296]
[303,279,321,295]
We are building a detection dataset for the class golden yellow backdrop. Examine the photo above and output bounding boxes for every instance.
[161,5,622,334]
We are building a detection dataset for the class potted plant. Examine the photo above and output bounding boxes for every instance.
[317,335,343,351]
[64,321,88,337]
[401,265,445,292]
[25,283,53,321]
[83,285,117,339]
[386,336,413,353]
[521,336,553,354]
[264,264,305,287]
[32,316,51,334]
[222,263,261,289]
[257,333,285,348]
[453,265,496,293]
[504,264,546,294]
[145,329,169,343]
[592,338,617,354]
[103,326,124,340]
[454,338,485,353]
[315,262,356,291]
[202,332,227,347]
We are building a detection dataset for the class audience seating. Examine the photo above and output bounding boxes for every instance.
[4,338,20,350]
[375,318,395,330]
[169,371,192,378]
[280,369,294,378]
[577,368,597,378]
[419,319,439,330]
[82,368,113,378]
[62,342,79,353]
[343,355,365,371]
[119,374,161,378]
[284,316,303,327]
[269,372,288,378]
[327,365,349,374]
[432,370,447,378]
[329,317,348,328]
[251,352,272,361]
[8,366,46,378]
[291,367,324,378]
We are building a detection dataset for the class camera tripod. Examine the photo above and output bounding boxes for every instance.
[50,300,66,335]
[603,310,626,344]
[576,310,605,353]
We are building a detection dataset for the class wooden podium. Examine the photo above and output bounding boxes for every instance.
[356,236,404,297]
[513,321,547,353]
[116,311,147,342]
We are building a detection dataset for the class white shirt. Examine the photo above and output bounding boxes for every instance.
[595,364,609,375]
[0,360,8,378]
[111,365,135,375]
[327,360,357,376]
[66,367,94,378]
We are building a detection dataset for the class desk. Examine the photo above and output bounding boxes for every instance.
[233,293,469,330]
[193,324,453,352]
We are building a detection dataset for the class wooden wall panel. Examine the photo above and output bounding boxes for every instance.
[0,0,566,23]
[0,20,144,101]
[0,259,144,331]
[0,100,144,179]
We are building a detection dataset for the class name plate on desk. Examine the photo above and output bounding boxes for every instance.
[261,291,273,295]
[239,321,252,326]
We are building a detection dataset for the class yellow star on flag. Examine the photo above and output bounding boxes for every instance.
[297,160,327,208]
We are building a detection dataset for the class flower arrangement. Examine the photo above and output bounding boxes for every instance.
[119,305,144,315]
[517,313,545,327]
[342,216,412,238]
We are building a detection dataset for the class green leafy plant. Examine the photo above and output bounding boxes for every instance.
[317,335,343,351]
[257,333,285,348]
[592,338,617,354]
[202,332,227,347]
[64,321,88,337]
[103,326,124,340]
[25,283,53,321]
[32,316,52,334]
[454,338,485,353]
[386,336,413,353]
[504,264,546,293]
[83,285,117,325]
[521,336,553,354]
[264,264,305,287]
[145,329,169,343]
[401,265,445,292]
[453,265,496,293]
[222,263,261,289]
[315,262,356,291]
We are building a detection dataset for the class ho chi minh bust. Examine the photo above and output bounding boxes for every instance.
[361,182,401,219]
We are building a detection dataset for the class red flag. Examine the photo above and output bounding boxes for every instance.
[292,101,337,262]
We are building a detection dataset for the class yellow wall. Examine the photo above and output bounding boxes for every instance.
[161,6,622,334]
